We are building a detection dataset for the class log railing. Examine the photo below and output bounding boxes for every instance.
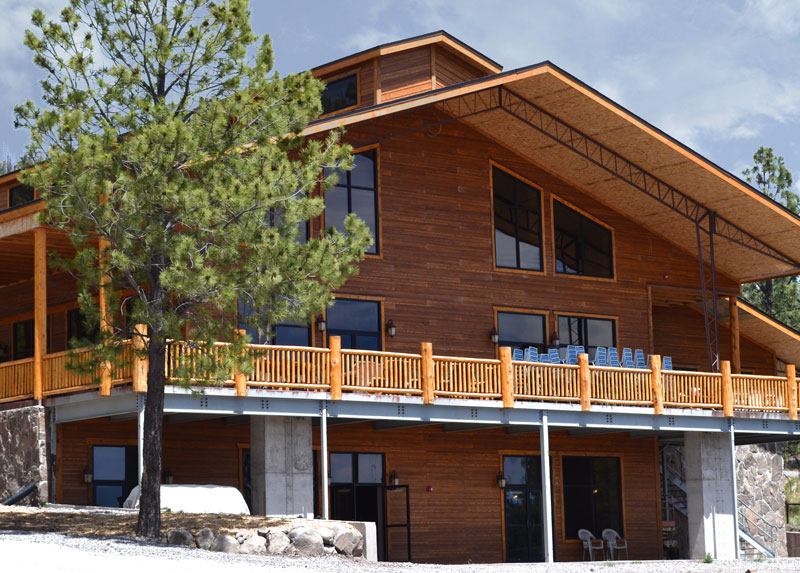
[2,337,800,420]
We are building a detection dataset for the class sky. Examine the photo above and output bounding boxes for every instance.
[1,0,800,193]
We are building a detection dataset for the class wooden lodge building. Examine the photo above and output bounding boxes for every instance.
[3,31,800,563]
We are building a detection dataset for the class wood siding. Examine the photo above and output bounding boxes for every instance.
[434,45,485,88]
[379,47,432,102]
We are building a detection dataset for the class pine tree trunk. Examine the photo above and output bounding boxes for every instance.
[135,334,166,538]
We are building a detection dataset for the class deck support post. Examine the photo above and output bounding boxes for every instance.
[132,324,148,393]
[578,353,591,412]
[721,361,733,417]
[234,329,247,397]
[729,297,741,374]
[540,410,554,563]
[98,238,113,396]
[499,346,514,408]
[33,227,47,402]
[320,400,330,520]
[788,364,797,421]
[421,342,434,404]
[137,393,145,488]
[650,354,663,414]
[329,336,342,400]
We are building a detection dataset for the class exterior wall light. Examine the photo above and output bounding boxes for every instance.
[83,467,93,484]
[490,327,499,344]
[550,333,560,347]
[164,469,174,484]
[389,470,400,486]
[386,319,397,337]
[496,473,507,489]
[317,317,327,332]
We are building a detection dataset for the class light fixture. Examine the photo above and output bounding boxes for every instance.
[317,317,327,332]
[550,333,560,347]
[496,473,507,489]
[490,327,499,344]
[164,469,174,484]
[389,470,400,487]
[386,319,397,337]
[83,467,93,484]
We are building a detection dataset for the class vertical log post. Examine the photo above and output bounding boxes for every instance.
[33,227,47,401]
[421,342,434,404]
[499,346,515,408]
[788,364,797,421]
[234,328,247,397]
[132,324,149,393]
[578,353,591,412]
[98,238,112,396]
[729,297,741,374]
[329,335,342,400]
[650,354,663,415]
[721,360,733,417]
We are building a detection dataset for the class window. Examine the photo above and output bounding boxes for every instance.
[493,166,542,271]
[553,200,613,278]
[67,308,101,346]
[321,74,358,115]
[9,184,35,209]
[325,149,378,255]
[92,445,138,508]
[497,311,546,353]
[13,319,34,360]
[557,315,615,359]
[562,456,622,539]
[326,298,381,350]
[270,208,308,244]
[236,298,310,346]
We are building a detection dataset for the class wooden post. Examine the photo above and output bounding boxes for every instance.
[329,336,342,400]
[132,324,148,393]
[499,346,515,408]
[234,328,247,397]
[33,227,46,401]
[650,354,663,415]
[98,238,112,396]
[788,364,797,421]
[729,297,741,374]
[721,360,733,417]
[421,342,434,405]
[578,353,591,412]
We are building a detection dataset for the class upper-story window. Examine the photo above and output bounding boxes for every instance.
[497,311,546,353]
[493,166,542,271]
[326,298,381,350]
[325,149,379,255]
[557,314,616,359]
[9,184,35,209]
[322,74,358,115]
[236,298,310,346]
[553,199,613,278]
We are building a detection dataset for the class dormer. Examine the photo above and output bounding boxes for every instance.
[311,31,502,115]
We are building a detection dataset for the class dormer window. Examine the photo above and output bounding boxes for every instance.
[321,73,358,115]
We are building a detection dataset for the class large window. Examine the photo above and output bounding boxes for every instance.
[493,166,542,271]
[327,298,381,350]
[67,308,100,346]
[13,319,34,360]
[497,311,546,353]
[236,298,311,346]
[553,200,613,278]
[321,74,358,115]
[93,445,138,508]
[9,184,35,209]
[562,456,622,540]
[557,315,615,358]
[325,149,379,255]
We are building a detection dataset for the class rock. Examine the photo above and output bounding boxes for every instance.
[195,528,215,550]
[293,529,324,556]
[266,530,291,555]
[236,530,252,544]
[317,526,335,546]
[240,534,267,555]
[324,545,337,555]
[210,534,240,554]
[166,528,194,546]
[257,526,270,539]
[334,529,363,557]
[288,525,313,540]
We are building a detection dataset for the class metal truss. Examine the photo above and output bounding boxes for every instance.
[696,213,720,372]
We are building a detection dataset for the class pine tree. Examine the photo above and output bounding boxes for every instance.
[741,147,800,328]
[14,0,371,537]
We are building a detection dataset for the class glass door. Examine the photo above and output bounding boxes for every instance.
[503,455,545,562]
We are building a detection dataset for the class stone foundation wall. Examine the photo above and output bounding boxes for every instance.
[736,443,787,557]
[0,405,48,505]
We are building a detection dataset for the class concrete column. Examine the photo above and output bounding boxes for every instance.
[685,431,738,560]
[250,416,313,516]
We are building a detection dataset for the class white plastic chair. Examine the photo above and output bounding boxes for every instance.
[602,528,628,560]
[578,529,604,561]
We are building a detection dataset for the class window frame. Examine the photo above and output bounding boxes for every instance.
[554,312,617,360]
[324,295,384,351]
[550,195,615,281]
[490,162,545,274]
[323,144,381,257]
[494,307,549,355]
[320,70,360,116]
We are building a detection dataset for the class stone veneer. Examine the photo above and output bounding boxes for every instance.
[0,405,49,505]
[736,442,787,557]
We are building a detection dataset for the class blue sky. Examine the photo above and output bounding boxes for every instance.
[2,0,800,193]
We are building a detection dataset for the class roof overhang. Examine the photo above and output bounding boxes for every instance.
[732,299,800,367]
[304,63,800,283]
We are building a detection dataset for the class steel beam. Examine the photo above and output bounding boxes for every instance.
[321,400,329,520]
[696,213,721,372]
[540,411,554,563]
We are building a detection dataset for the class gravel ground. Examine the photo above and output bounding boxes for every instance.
[1,530,799,573]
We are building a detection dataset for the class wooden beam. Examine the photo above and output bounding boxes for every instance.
[132,324,148,393]
[788,363,797,421]
[99,238,112,396]
[499,346,514,408]
[721,360,733,417]
[33,227,46,401]
[579,353,591,412]
[329,335,342,400]
[421,342,434,404]
[650,354,663,415]
[729,297,741,374]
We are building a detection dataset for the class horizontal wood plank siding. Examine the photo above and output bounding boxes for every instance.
[380,47,432,102]
[434,46,485,88]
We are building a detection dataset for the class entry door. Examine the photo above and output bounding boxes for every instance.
[329,452,386,559]
[503,455,545,562]
[92,445,138,507]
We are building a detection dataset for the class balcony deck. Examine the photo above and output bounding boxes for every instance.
[1,339,796,420]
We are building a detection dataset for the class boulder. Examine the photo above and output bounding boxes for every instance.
[257,526,271,539]
[323,545,337,555]
[195,528,215,550]
[334,529,363,557]
[316,526,335,546]
[240,534,267,555]
[266,530,291,555]
[166,528,194,547]
[236,530,252,544]
[292,530,324,557]
[210,534,240,554]
[288,525,313,540]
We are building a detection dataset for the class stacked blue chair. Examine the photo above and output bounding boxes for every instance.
[622,348,634,368]
[608,347,621,368]
[539,353,551,364]
[548,348,562,364]
[512,348,524,361]
[524,347,539,362]
[634,349,646,369]
[662,356,673,370]
[566,345,579,365]
[592,346,608,366]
